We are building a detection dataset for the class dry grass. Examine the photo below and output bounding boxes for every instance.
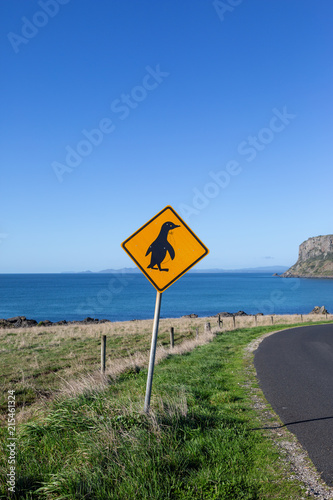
[0,316,216,420]
[216,312,333,330]
[2,312,330,347]
[55,327,216,399]
[1,313,332,422]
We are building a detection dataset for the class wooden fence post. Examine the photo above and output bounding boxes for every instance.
[170,327,174,348]
[101,335,106,374]
[232,315,236,329]
[255,315,258,326]
[205,322,211,333]
[271,316,274,325]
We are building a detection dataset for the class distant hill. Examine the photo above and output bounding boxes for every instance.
[99,268,140,274]
[97,266,289,274]
[189,266,289,274]
[281,235,333,278]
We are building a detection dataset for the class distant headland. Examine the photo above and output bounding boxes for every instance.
[281,235,333,278]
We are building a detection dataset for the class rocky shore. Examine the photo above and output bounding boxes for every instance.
[1,306,329,329]
[0,316,111,329]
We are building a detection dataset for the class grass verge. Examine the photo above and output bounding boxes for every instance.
[3,323,333,498]
[0,317,209,414]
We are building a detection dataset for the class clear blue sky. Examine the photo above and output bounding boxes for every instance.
[1,0,332,272]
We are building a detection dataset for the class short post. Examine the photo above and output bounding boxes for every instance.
[218,314,221,328]
[301,314,303,322]
[196,327,199,339]
[144,292,162,414]
[101,335,106,374]
[255,315,258,326]
[205,322,211,333]
[170,327,174,348]
[232,315,236,329]
[271,316,274,325]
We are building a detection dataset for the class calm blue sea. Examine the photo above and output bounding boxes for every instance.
[0,273,332,323]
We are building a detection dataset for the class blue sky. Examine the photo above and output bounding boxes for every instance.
[1,0,332,273]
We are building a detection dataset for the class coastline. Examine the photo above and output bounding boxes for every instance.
[1,311,332,331]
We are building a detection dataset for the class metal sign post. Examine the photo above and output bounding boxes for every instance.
[144,291,162,413]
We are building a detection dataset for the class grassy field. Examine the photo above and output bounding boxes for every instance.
[0,313,330,415]
[1,315,333,499]
[0,316,217,415]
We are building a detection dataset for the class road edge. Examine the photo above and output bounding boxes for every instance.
[244,325,333,499]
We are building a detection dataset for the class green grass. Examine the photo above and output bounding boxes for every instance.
[0,322,200,413]
[2,322,330,499]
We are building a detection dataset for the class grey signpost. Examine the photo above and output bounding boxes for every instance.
[144,291,162,413]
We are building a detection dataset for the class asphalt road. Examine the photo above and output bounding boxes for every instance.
[254,324,333,486]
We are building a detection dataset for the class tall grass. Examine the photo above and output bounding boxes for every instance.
[1,313,331,417]
[0,317,215,416]
[3,322,331,499]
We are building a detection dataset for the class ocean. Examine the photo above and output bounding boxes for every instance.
[0,273,332,323]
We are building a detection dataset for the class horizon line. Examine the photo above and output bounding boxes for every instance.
[0,265,291,274]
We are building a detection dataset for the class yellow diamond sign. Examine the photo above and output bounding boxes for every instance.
[121,206,209,292]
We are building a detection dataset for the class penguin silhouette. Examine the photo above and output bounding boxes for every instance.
[146,221,180,271]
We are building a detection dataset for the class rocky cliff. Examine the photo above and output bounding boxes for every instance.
[282,235,333,277]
